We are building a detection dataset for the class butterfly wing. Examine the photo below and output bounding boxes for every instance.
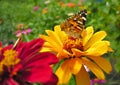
[60,10,87,38]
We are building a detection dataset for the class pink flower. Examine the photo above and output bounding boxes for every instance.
[21,28,32,34]
[33,6,39,11]
[90,78,106,85]
[15,28,32,37]
[0,38,58,85]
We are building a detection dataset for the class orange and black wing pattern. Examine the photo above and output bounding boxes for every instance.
[60,10,87,38]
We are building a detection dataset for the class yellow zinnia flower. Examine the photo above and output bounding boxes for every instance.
[40,25,113,85]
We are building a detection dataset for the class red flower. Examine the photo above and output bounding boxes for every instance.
[0,38,58,85]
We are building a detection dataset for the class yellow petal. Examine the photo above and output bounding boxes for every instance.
[43,42,51,47]
[85,41,108,56]
[40,35,61,52]
[56,60,72,84]
[69,58,82,74]
[103,41,114,52]
[40,42,52,52]
[40,47,52,52]
[57,49,70,59]
[108,47,114,52]
[84,31,107,50]
[43,42,62,53]
[75,65,90,85]
[72,48,84,57]
[54,25,68,43]
[45,29,62,47]
[88,56,112,74]
[82,26,94,46]
[82,58,105,79]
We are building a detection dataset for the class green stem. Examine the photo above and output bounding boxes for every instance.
[73,74,77,85]
[24,34,30,41]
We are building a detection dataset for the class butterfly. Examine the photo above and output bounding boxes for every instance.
[60,10,87,38]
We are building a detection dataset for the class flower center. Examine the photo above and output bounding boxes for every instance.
[63,37,83,54]
[3,50,20,67]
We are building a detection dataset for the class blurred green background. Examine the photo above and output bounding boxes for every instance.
[0,0,120,84]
